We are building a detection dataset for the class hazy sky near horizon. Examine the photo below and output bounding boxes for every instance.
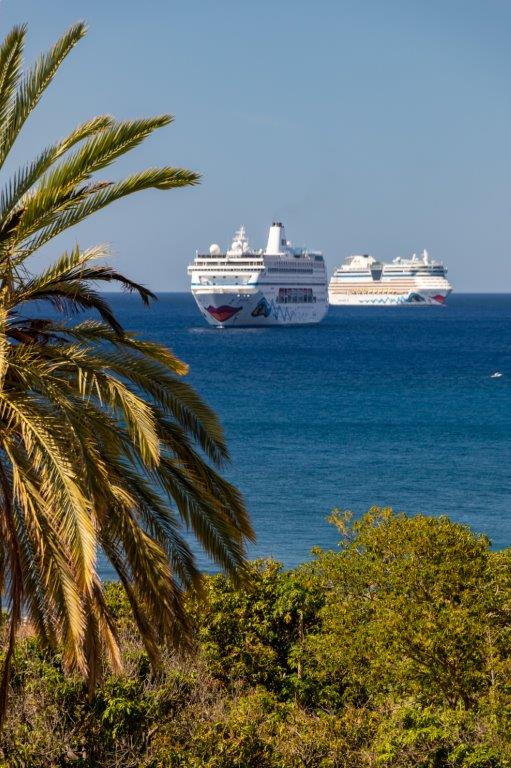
[0,0,510,291]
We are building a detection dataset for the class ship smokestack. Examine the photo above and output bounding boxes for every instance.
[266,221,287,254]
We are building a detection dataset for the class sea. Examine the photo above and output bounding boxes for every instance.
[98,293,511,578]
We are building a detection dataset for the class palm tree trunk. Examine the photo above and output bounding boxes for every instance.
[0,464,21,731]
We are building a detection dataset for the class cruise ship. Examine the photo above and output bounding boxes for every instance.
[188,222,328,326]
[328,251,452,306]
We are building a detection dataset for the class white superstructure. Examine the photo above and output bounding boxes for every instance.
[188,223,328,326]
[328,251,452,306]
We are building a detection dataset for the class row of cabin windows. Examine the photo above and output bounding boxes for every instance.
[192,267,257,272]
[276,288,316,304]
[194,264,318,272]
[194,262,262,268]
[194,266,315,274]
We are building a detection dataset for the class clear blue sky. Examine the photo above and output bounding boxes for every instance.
[1,0,510,291]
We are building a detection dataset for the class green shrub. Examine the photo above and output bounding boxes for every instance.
[2,509,511,767]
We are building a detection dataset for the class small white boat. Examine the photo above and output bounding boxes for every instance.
[490,372,503,378]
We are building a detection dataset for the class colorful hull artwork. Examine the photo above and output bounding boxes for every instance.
[206,305,242,323]
[406,292,447,304]
[251,298,271,318]
[406,293,426,303]
[194,291,328,326]
[327,291,450,306]
[188,223,328,326]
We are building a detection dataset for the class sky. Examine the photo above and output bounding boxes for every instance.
[0,0,510,291]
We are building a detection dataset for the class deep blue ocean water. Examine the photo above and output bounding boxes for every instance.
[98,293,511,577]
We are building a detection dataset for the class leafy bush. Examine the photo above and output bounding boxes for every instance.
[190,559,324,696]
[1,509,511,767]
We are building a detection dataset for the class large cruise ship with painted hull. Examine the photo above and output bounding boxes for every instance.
[328,251,452,306]
[188,222,328,327]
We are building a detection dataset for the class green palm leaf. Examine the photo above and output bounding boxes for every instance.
[18,167,200,257]
[0,23,86,169]
[0,20,252,729]
[0,25,25,127]
[0,115,113,227]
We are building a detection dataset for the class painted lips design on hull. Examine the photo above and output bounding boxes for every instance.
[206,305,242,323]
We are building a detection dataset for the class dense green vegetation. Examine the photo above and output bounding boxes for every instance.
[2,508,510,767]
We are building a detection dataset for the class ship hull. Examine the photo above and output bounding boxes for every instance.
[191,288,328,327]
[328,288,451,306]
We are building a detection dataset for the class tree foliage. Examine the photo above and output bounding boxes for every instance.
[0,20,253,724]
[299,507,511,714]
[1,509,511,767]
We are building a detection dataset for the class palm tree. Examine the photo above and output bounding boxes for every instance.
[0,22,254,723]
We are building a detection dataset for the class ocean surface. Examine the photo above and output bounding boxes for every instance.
[98,293,511,578]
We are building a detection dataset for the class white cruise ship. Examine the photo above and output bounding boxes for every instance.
[328,251,452,306]
[188,222,328,326]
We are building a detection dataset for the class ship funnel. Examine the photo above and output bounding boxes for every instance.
[266,221,287,254]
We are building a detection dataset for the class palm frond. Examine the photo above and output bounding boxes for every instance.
[36,116,174,194]
[99,461,200,591]
[0,19,251,727]
[0,297,8,389]
[0,25,25,127]
[80,342,225,458]
[8,448,86,671]
[0,115,113,229]
[103,505,192,648]
[0,22,87,169]
[17,168,200,257]
[101,541,163,667]
[15,245,156,322]
[0,393,97,594]
[54,319,188,374]
[154,456,249,579]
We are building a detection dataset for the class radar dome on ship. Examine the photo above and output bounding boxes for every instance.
[188,221,328,326]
